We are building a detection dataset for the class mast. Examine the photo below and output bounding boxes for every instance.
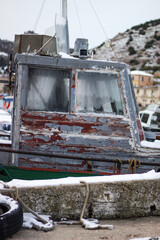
[62,0,69,53]
[55,0,69,54]
[62,0,68,19]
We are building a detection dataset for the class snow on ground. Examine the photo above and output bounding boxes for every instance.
[80,218,113,230]
[23,213,113,231]
[23,213,54,231]
[141,140,160,149]
[0,170,159,189]
[0,193,18,213]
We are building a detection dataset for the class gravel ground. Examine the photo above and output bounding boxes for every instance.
[6,216,160,240]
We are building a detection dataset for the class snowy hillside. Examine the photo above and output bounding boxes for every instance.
[91,19,160,72]
[0,19,160,72]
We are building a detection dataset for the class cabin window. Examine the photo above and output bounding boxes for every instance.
[26,68,70,112]
[76,71,123,115]
[141,113,149,124]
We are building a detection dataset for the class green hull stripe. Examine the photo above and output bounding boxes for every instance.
[0,166,99,182]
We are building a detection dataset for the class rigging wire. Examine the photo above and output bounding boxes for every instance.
[33,0,46,32]
[74,0,84,38]
[88,0,108,40]
[88,0,118,60]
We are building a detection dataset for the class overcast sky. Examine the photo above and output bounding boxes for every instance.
[0,0,160,49]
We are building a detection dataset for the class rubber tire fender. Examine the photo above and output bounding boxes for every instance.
[0,195,23,240]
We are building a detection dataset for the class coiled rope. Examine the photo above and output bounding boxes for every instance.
[80,181,113,230]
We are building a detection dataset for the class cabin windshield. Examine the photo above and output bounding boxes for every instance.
[26,68,70,112]
[76,70,123,115]
[26,67,123,115]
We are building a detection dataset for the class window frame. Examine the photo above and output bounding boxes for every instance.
[25,66,72,113]
[24,66,125,117]
[74,69,124,116]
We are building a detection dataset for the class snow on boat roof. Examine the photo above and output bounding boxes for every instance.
[59,52,121,65]
[59,51,75,59]
[1,170,159,189]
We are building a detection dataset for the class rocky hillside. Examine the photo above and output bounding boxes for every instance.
[0,19,160,73]
[92,19,160,73]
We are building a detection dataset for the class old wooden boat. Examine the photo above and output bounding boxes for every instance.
[0,35,160,181]
[0,0,160,181]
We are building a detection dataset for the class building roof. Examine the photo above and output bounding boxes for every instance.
[131,70,153,77]
[134,84,160,89]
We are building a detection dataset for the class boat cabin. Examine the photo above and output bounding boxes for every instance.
[11,40,150,175]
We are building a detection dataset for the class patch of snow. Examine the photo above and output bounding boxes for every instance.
[56,218,79,225]
[0,193,18,214]
[141,140,160,149]
[0,109,11,122]
[23,212,54,231]
[1,170,159,189]
[81,218,113,230]
[59,52,76,59]
[23,213,113,231]
[0,52,8,57]
[0,139,11,144]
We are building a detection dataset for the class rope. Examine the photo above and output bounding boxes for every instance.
[0,181,54,231]
[80,181,89,221]
[116,158,123,165]
[80,180,113,230]
[34,34,56,55]
[11,186,18,201]
[88,0,118,60]
[127,158,141,174]
[113,158,124,174]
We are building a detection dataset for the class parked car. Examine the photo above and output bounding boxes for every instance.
[139,106,160,140]
[146,103,160,111]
